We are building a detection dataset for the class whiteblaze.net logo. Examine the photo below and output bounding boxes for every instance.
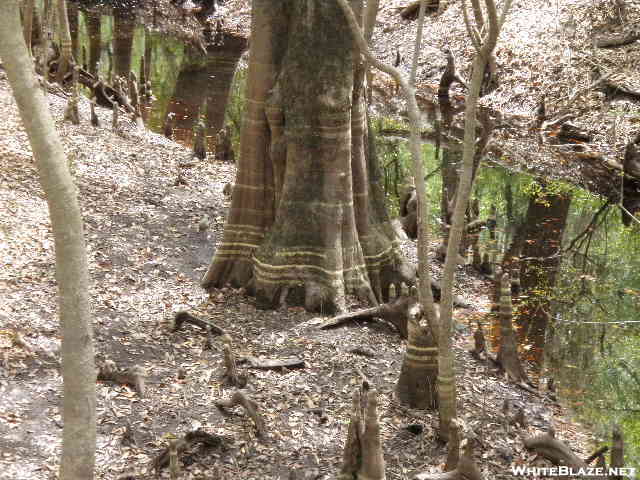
[511,465,637,477]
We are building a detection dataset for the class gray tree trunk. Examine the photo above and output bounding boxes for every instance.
[0,2,96,479]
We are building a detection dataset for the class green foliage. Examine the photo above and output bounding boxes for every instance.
[372,118,440,226]
[224,63,247,154]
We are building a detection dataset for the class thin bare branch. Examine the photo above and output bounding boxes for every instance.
[335,0,440,326]
[409,0,428,85]
[462,0,482,53]
[470,0,485,31]
[363,0,380,44]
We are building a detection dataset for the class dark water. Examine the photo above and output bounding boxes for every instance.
[72,6,247,150]
[377,120,640,471]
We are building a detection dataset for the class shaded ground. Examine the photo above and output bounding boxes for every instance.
[0,73,598,479]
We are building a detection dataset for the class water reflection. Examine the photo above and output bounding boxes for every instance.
[376,110,640,465]
[159,34,247,149]
[72,4,247,149]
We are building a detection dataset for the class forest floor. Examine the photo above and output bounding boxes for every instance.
[0,74,599,480]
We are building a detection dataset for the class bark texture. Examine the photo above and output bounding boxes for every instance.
[0,2,96,478]
[85,10,101,76]
[203,0,410,313]
[340,384,386,480]
[395,312,439,409]
[56,0,74,83]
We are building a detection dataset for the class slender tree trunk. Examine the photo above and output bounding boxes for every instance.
[67,0,78,61]
[41,0,54,87]
[437,54,487,441]
[0,2,96,479]
[56,0,74,84]
[438,0,512,440]
[22,0,35,56]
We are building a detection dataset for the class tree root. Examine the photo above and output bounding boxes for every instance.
[151,430,228,474]
[221,341,247,388]
[97,360,145,398]
[172,311,226,337]
[413,437,483,480]
[216,391,267,439]
[319,286,420,338]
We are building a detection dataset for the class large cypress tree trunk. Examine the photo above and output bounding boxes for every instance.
[0,2,96,478]
[202,0,412,313]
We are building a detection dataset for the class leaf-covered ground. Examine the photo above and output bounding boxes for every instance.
[0,70,599,479]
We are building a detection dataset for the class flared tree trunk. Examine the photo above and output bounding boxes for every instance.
[202,0,412,313]
[0,2,96,478]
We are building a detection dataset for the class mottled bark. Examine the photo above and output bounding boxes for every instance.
[204,0,409,313]
[56,0,74,83]
[0,3,96,478]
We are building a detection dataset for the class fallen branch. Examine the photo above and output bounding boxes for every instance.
[319,293,418,338]
[523,429,590,471]
[595,31,640,48]
[239,356,305,370]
